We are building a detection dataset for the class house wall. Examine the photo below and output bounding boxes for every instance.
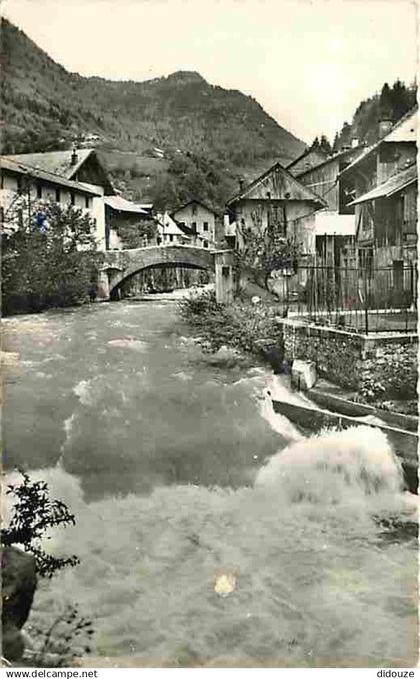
[172,203,216,247]
[298,158,340,210]
[377,142,417,184]
[233,198,317,254]
[0,170,104,248]
[288,150,326,176]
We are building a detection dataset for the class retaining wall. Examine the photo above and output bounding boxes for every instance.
[279,319,418,399]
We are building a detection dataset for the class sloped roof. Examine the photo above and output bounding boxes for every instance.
[349,162,417,205]
[0,157,102,195]
[171,198,218,216]
[286,147,328,176]
[227,162,327,206]
[104,195,149,215]
[156,212,191,238]
[295,145,364,178]
[339,106,418,179]
[4,148,94,179]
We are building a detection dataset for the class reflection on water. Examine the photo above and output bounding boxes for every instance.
[2,301,418,667]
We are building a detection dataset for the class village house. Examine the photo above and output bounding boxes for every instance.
[171,199,217,248]
[4,147,114,194]
[338,107,417,303]
[225,162,327,297]
[286,146,328,177]
[0,156,105,245]
[1,148,157,252]
[104,195,157,250]
[226,161,326,255]
[289,143,364,268]
[155,211,192,246]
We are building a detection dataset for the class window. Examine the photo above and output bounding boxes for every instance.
[85,195,90,209]
[191,221,197,233]
[203,240,209,249]
[36,182,42,199]
[55,188,61,203]
[392,260,404,291]
[70,192,75,206]
[203,221,209,231]
[0,173,3,190]
[192,204,197,215]
[169,234,174,242]
[222,266,230,278]
[16,176,23,193]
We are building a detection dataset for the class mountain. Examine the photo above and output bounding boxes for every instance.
[0,18,307,208]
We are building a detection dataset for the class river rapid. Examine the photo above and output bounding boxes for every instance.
[2,299,418,667]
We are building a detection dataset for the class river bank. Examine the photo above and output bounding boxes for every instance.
[2,298,418,667]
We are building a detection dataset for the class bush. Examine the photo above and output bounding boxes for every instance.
[179,290,282,356]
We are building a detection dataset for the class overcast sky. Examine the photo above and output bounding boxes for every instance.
[3,0,418,143]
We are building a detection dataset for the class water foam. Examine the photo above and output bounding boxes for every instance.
[19,423,416,667]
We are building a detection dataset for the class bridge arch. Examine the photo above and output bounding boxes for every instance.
[102,245,216,296]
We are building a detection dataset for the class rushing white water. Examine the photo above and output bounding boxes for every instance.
[2,301,418,667]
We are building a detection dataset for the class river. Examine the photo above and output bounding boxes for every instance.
[2,299,418,667]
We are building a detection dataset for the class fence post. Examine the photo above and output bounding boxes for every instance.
[363,265,369,335]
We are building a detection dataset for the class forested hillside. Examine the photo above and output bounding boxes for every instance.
[1,17,306,207]
[1,18,416,210]
[331,80,417,151]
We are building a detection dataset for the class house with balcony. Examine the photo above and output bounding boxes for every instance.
[289,143,364,268]
[338,107,417,304]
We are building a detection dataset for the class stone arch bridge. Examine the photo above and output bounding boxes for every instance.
[97,244,235,303]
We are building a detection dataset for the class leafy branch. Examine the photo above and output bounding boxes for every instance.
[2,469,80,578]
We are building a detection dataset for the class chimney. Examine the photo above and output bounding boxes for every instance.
[379,117,393,138]
[70,146,78,166]
[238,178,245,192]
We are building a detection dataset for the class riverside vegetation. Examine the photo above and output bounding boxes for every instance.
[2,203,103,316]
[2,470,94,666]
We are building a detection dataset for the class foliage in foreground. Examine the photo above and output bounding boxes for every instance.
[2,202,103,315]
[2,469,80,578]
[26,605,94,668]
[179,290,282,355]
[2,470,94,665]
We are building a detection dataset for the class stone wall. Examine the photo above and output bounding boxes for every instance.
[279,319,418,398]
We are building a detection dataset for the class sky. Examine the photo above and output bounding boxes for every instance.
[2,0,418,144]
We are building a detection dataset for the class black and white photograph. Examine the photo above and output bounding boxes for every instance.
[1,0,418,670]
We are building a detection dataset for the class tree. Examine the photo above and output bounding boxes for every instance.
[235,217,302,292]
[332,132,340,153]
[311,136,320,150]
[379,82,393,118]
[2,200,104,314]
[319,134,332,155]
